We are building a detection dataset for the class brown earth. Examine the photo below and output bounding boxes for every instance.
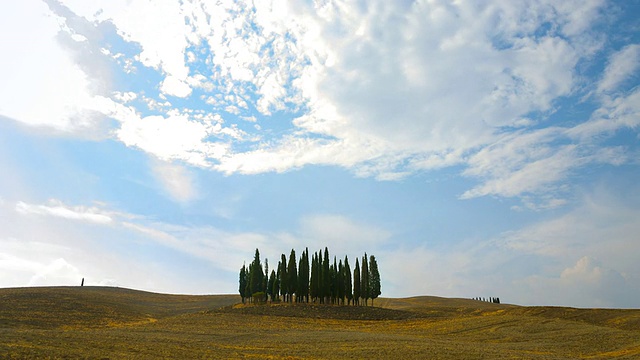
[0,286,639,359]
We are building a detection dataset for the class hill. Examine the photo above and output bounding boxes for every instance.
[0,286,238,329]
[1,287,639,359]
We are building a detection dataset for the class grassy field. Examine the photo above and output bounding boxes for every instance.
[1,287,639,359]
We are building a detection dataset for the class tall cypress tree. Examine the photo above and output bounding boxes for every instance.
[310,252,318,302]
[369,254,381,306]
[337,259,345,305]
[353,257,361,306]
[287,249,297,303]
[269,269,278,302]
[322,247,330,304]
[279,254,288,302]
[361,254,370,306]
[297,248,310,303]
[267,269,275,302]
[249,249,264,298]
[344,256,353,305]
[263,258,269,302]
[239,264,247,304]
[329,257,336,304]
[303,248,310,302]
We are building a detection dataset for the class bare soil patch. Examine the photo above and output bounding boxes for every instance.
[218,302,420,320]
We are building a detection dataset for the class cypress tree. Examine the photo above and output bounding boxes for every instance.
[269,269,278,302]
[249,249,264,298]
[310,252,318,302]
[337,259,345,305]
[263,258,269,302]
[287,249,297,303]
[344,256,353,305]
[361,254,370,306]
[369,254,381,306]
[279,254,288,302]
[270,270,280,302]
[329,256,338,304]
[239,264,247,304]
[353,258,361,306]
[298,248,310,303]
[322,247,330,304]
[304,248,310,302]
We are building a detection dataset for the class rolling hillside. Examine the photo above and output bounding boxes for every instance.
[1,287,638,359]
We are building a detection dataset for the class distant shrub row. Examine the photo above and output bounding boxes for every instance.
[473,297,500,304]
[239,247,381,306]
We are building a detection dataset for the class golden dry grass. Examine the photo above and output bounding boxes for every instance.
[0,287,638,359]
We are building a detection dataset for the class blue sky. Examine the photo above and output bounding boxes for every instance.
[1,0,639,308]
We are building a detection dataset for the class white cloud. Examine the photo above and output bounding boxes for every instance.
[5,0,636,207]
[15,199,113,224]
[116,113,229,167]
[0,199,225,293]
[61,0,191,93]
[28,258,83,286]
[519,256,636,308]
[0,0,107,135]
[598,44,640,93]
[151,160,198,203]
[160,75,192,98]
[197,0,620,202]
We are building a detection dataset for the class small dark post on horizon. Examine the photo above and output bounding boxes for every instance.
[81,278,84,287]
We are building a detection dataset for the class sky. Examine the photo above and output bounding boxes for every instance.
[0,0,639,308]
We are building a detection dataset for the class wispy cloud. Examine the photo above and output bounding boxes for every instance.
[150,160,198,203]
[598,44,640,94]
[15,200,113,224]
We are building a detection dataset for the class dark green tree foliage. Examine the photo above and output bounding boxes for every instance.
[297,248,310,302]
[268,269,277,302]
[279,254,288,302]
[353,258,361,306]
[328,257,335,304]
[310,252,318,302]
[361,254,370,306]
[250,249,264,300]
[287,249,297,303]
[239,248,381,307]
[369,255,381,306]
[263,259,269,302]
[337,259,345,305]
[322,248,330,304]
[344,256,353,305]
[239,264,247,304]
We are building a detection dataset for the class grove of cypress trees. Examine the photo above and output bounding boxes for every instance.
[239,248,381,307]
